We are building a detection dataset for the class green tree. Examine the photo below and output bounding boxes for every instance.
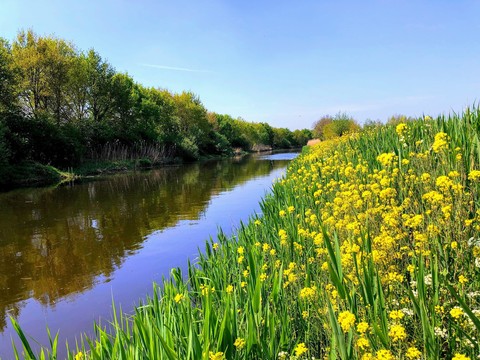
[84,50,116,123]
[12,30,76,123]
[172,91,213,153]
[0,38,17,113]
[291,129,312,146]
[312,115,333,140]
[273,127,293,148]
[321,112,360,139]
[387,114,414,125]
[42,36,76,124]
[148,88,180,145]
[363,119,383,130]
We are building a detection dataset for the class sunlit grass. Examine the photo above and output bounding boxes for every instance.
[12,107,480,359]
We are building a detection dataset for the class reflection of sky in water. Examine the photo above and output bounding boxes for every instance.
[0,156,294,359]
[257,152,299,161]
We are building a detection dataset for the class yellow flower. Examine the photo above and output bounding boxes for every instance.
[338,310,356,333]
[288,205,295,213]
[299,286,317,301]
[212,243,219,251]
[451,241,458,249]
[294,342,308,357]
[388,324,406,342]
[376,349,395,360]
[377,152,396,167]
[452,354,470,360]
[225,285,234,294]
[432,132,448,153]
[74,352,84,360]
[279,210,286,217]
[254,219,261,226]
[396,123,407,136]
[404,214,423,228]
[468,170,480,181]
[389,310,405,321]
[421,173,431,182]
[357,336,369,350]
[209,351,225,360]
[450,306,463,319]
[458,275,467,285]
[174,293,184,303]
[356,321,369,334]
[237,246,244,255]
[405,346,422,359]
[234,337,246,350]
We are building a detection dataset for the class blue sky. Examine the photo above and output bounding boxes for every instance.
[1,0,479,130]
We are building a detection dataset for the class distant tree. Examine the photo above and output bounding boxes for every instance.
[259,122,275,146]
[0,38,17,113]
[144,88,179,145]
[172,91,214,155]
[291,129,312,146]
[313,112,360,140]
[0,39,16,176]
[12,30,76,123]
[312,115,333,140]
[387,114,414,125]
[11,30,46,115]
[273,128,293,148]
[84,50,116,123]
[42,37,76,124]
[363,119,383,131]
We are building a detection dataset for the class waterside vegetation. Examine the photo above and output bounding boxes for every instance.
[0,30,311,190]
[11,106,480,359]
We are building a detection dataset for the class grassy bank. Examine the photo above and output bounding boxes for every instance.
[0,161,75,190]
[13,108,480,359]
[0,159,154,191]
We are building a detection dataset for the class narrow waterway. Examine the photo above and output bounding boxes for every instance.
[0,151,297,358]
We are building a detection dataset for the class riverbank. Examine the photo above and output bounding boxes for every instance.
[13,107,480,359]
[0,161,75,190]
[0,148,299,192]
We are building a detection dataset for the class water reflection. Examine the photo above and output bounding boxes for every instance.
[0,155,291,333]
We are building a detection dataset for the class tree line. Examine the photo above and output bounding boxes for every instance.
[0,30,312,183]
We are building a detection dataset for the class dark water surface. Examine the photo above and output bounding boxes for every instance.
[0,152,297,358]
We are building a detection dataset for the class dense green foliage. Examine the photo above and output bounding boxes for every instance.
[312,112,360,140]
[0,30,311,188]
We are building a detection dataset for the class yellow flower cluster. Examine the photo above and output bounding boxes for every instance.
[432,132,448,152]
[294,342,308,357]
[338,311,356,333]
[299,286,317,301]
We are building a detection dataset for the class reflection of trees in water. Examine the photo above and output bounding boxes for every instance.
[0,157,289,331]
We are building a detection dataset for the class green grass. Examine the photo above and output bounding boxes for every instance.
[0,161,74,190]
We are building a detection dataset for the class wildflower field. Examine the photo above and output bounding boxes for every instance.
[14,108,480,359]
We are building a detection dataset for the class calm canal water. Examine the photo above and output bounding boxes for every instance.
[0,151,297,358]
